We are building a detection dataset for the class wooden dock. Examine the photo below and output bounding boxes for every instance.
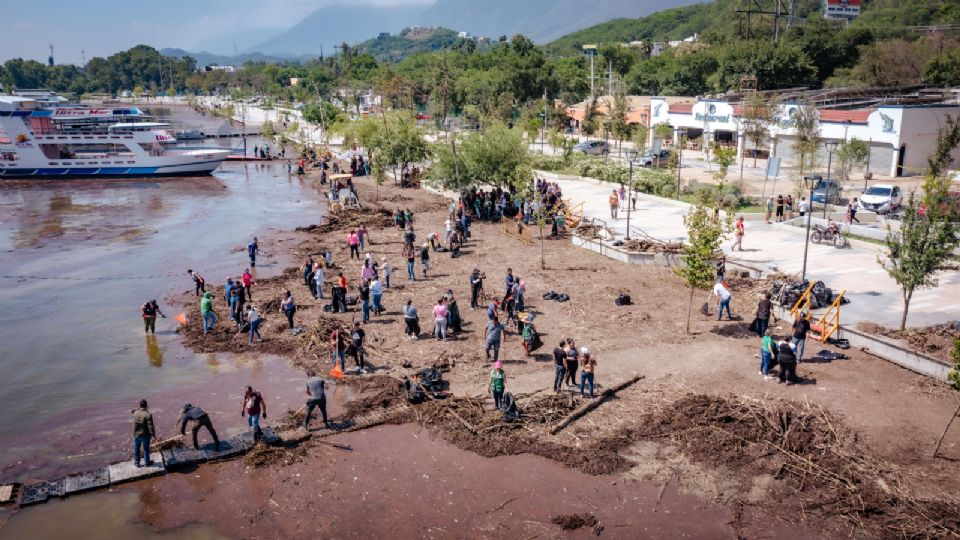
[5,406,407,508]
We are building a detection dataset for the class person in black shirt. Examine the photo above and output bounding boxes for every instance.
[349,321,366,372]
[755,292,772,338]
[553,340,567,392]
[792,313,811,361]
[177,404,221,450]
[776,339,800,385]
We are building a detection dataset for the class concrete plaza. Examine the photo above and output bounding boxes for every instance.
[550,173,960,329]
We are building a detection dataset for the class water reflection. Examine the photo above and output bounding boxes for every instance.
[145,334,163,367]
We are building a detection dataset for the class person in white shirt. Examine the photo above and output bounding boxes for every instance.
[247,306,262,343]
[313,265,325,299]
[444,218,453,245]
[712,280,732,321]
[381,257,392,288]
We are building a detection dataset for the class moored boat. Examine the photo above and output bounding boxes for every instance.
[0,96,229,179]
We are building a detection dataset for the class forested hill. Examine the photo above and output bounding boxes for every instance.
[546,0,960,55]
[355,28,480,64]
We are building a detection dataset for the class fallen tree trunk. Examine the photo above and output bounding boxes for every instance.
[550,374,644,435]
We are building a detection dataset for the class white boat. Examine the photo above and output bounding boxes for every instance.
[0,96,229,179]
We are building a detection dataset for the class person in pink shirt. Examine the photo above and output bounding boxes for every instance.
[241,269,254,300]
[347,230,360,259]
[360,259,375,282]
[433,298,449,341]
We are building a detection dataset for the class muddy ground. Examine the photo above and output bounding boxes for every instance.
[858,321,960,364]
[168,172,960,538]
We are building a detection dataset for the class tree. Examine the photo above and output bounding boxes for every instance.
[879,117,960,330]
[925,48,960,86]
[675,190,732,333]
[581,98,599,137]
[430,122,531,191]
[260,120,275,139]
[740,92,777,167]
[835,137,870,182]
[608,93,631,156]
[791,101,821,179]
[632,124,649,157]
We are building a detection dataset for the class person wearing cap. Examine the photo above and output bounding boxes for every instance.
[141,299,166,334]
[579,347,596,398]
[177,403,220,450]
[132,399,156,467]
[420,242,431,277]
[489,361,506,410]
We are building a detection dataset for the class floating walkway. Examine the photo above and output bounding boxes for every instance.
[2,403,413,508]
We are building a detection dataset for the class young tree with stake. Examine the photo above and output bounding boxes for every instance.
[880,117,960,331]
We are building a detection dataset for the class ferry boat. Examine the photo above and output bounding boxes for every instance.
[0,96,229,179]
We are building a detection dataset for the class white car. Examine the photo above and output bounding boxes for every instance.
[858,184,903,214]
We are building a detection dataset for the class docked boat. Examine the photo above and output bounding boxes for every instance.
[0,96,229,179]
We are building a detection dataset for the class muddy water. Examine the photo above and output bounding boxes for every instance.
[0,150,330,481]
[4,424,806,539]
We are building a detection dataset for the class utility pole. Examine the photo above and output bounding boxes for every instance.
[81,49,85,66]
[582,45,597,101]
[158,51,163,102]
[541,88,547,155]
[607,60,613,97]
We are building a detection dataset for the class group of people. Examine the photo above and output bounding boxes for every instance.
[765,194,796,223]
[552,338,597,398]
[754,299,811,386]
[130,385,268,467]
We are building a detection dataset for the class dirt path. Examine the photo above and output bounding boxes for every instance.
[170,172,960,538]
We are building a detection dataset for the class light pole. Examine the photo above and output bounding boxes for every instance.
[823,141,839,219]
[626,154,636,239]
[800,175,816,282]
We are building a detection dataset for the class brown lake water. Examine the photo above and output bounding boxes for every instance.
[0,152,333,482]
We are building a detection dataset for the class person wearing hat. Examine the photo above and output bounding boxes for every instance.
[579,347,596,398]
[420,242,431,277]
[489,361,506,410]
[177,403,220,450]
[132,399,156,467]
[141,299,166,334]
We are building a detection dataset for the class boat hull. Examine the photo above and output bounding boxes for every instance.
[0,157,227,179]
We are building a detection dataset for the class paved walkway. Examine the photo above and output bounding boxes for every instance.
[551,174,960,329]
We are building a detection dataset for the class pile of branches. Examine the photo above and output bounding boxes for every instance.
[296,205,394,235]
[621,238,683,253]
[625,394,960,538]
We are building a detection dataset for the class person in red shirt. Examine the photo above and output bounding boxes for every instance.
[242,269,254,300]
[241,386,266,433]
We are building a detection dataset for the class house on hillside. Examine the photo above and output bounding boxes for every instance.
[822,0,861,21]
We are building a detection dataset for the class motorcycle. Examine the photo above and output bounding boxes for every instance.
[811,222,847,248]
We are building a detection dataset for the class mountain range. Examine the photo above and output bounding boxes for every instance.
[246,0,699,57]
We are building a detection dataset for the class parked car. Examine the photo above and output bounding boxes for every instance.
[858,184,903,214]
[637,149,671,167]
[808,176,842,205]
[572,140,609,156]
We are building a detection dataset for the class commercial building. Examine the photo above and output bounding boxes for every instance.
[647,95,960,178]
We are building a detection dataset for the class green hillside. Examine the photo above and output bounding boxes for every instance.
[547,0,958,56]
[356,27,484,64]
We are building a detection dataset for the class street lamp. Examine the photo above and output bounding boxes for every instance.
[823,141,839,219]
[626,152,638,240]
[800,175,817,282]
[674,128,686,200]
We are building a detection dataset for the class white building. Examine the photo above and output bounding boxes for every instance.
[823,0,861,21]
[648,96,960,178]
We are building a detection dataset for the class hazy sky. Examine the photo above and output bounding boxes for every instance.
[2,0,432,64]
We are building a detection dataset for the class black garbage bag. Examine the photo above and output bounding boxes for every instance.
[500,392,520,423]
